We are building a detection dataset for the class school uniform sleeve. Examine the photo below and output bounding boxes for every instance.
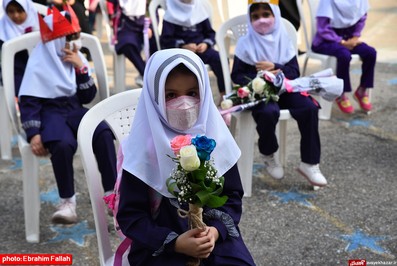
[19,96,43,142]
[231,56,257,86]
[200,19,216,47]
[315,17,342,43]
[274,56,300,80]
[160,21,185,49]
[352,14,367,37]
[117,170,177,253]
[204,164,243,242]
[75,71,97,104]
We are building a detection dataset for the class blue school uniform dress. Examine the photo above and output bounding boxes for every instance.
[0,0,39,96]
[160,0,225,93]
[114,0,157,77]
[231,3,321,164]
[18,29,116,199]
[311,0,376,93]
[118,49,256,265]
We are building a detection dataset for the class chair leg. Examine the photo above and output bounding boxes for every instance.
[317,57,337,120]
[19,137,40,243]
[113,53,126,93]
[276,120,288,166]
[0,94,13,160]
[233,112,256,197]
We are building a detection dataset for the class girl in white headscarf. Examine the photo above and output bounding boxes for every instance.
[117,48,255,265]
[18,10,117,225]
[312,0,376,114]
[160,0,226,99]
[0,0,39,95]
[231,1,328,187]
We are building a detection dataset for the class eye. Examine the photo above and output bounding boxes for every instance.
[187,90,198,98]
[165,92,177,101]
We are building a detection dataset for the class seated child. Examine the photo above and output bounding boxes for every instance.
[18,6,117,224]
[114,0,157,84]
[231,1,327,187]
[0,0,39,95]
[160,0,226,99]
[312,0,376,114]
[117,48,256,265]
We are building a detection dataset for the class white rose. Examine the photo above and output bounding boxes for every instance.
[220,99,233,110]
[252,77,266,94]
[179,145,200,171]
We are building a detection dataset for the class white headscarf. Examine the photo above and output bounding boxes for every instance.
[163,0,209,27]
[316,0,369,29]
[0,0,39,41]
[234,3,296,66]
[18,12,88,99]
[122,48,241,198]
[119,0,146,18]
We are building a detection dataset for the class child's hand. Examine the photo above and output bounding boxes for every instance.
[62,42,84,69]
[255,61,274,71]
[196,43,208,53]
[182,43,197,53]
[174,227,217,258]
[30,134,49,156]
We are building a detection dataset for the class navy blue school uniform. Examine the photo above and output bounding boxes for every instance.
[115,13,158,77]
[0,40,28,96]
[19,72,117,198]
[117,164,256,266]
[160,19,226,93]
[231,56,321,164]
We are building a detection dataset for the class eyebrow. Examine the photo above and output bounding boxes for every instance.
[154,54,202,104]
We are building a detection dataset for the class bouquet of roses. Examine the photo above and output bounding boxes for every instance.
[166,135,227,209]
[166,134,227,266]
[220,69,343,118]
[219,70,284,117]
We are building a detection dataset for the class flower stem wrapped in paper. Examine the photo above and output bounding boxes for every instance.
[220,68,343,118]
[166,134,228,266]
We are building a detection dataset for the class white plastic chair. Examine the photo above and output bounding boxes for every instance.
[98,0,126,93]
[297,0,362,120]
[1,31,109,243]
[216,15,299,197]
[0,4,48,160]
[77,88,142,266]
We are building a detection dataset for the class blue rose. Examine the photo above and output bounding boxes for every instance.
[191,135,216,161]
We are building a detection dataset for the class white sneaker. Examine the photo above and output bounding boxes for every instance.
[263,154,284,179]
[52,197,77,224]
[297,162,327,187]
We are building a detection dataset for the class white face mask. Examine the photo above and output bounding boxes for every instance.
[166,95,200,131]
[68,38,82,50]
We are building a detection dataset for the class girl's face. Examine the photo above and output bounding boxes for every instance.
[165,72,199,101]
[250,4,274,22]
[6,2,27,25]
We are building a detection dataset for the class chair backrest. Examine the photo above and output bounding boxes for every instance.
[1,31,109,134]
[296,0,318,52]
[216,15,298,94]
[149,0,213,51]
[77,88,142,266]
[1,31,41,133]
